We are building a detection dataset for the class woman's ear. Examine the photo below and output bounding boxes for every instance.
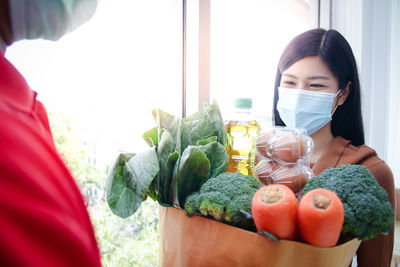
[337,81,351,106]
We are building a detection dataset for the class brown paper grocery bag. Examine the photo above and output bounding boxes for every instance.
[159,206,361,267]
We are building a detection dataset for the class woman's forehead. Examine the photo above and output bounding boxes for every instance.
[282,56,335,79]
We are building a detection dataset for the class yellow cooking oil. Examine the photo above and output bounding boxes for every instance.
[225,98,259,176]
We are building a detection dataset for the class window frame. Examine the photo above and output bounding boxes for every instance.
[181,0,321,117]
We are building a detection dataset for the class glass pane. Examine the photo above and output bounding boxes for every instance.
[210,0,313,126]
[6,0,183,157]
[4,0,182,265]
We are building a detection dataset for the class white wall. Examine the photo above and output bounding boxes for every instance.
[332,0,399,186]
[388,1,400,187]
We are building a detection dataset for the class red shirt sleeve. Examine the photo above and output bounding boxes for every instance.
[0,92,101,267]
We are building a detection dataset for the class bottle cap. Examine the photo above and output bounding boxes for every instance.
[234,98,252,109]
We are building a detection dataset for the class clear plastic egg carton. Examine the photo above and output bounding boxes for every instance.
[254,127,314,193]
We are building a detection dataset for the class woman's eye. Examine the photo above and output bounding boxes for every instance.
[310,83,325,88]
[283,81,296,86]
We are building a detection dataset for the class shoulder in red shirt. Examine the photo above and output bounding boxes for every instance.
[0,51,101,267]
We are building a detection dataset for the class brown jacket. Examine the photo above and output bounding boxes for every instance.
[312,136,395,267]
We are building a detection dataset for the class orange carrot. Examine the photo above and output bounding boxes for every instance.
[251,184,298,240]
[298,188,344,247]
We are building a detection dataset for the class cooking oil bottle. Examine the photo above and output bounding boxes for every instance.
[225,98,260,176]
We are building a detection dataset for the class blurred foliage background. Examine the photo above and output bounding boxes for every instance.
[48,110,159,267]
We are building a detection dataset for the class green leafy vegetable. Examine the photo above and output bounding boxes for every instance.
[156,130,176,204]
[199,141,228,178]
[159,152,179,206]
[142,127,159,147]
[170,146,211,207]
[106,102,229,218]
[152,109,180,149]
[196,136,218,146]
[106,148,159,218]
[179,102,227,154]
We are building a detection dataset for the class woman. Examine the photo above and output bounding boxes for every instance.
[273,28,395,267]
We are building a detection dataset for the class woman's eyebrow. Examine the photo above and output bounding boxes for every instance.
[282,73,298,79]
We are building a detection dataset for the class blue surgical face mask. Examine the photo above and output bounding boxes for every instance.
[276,87,341,135]
[9,0,98,42]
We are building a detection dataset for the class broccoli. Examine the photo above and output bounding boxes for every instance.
[184,172,260,230]
[303,164,394,241]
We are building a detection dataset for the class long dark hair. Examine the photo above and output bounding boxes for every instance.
[272,28,365,146]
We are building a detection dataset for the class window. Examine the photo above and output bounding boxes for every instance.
[6,0,183,157]
[209,0,315,125]
[4,0,319,266]
[6,1,182,265]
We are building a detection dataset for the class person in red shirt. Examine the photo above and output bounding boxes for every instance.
[0,0,102,266]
